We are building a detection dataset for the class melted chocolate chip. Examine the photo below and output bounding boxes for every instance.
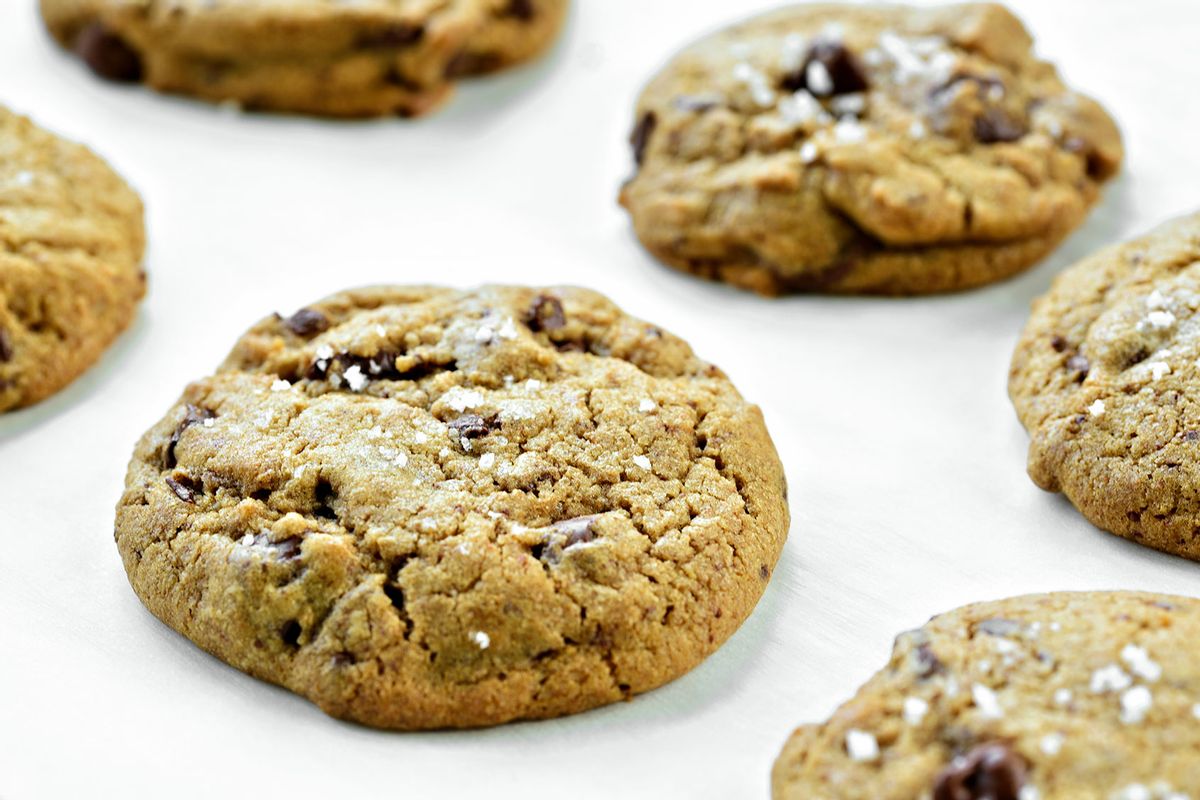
[284,308,330,337]
[356,23,426,48]
[74,23,142,83]
[164,405,216,469]
[526,294,566,332]
[501,0,536,21]
[933,743,1027,800]
[0,327,12,362]
[165,475,201,504]
[973,108,1027,144]
[781,40,869,96]
[449,414,499,440]
[630,111,658,167]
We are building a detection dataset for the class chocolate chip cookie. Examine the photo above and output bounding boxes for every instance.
[619,3,1123,296]
[40,0,568,118]
[1010,212,1200,562]
[773,591,1200,799]
[0,107,145,413]
[116,285,789,729]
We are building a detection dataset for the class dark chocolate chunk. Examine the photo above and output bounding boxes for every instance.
[356,23,426,48]
[933,742,1027,800]
[284,308,330,337]
[164,405,216,469]
[526,294,566,332]
[974,108,1027,144]
[781,40,868,96]
[913,642,944,678]
[74,23,143,83]
[630,111,658,167]
[501,0,536,21]
[449,414,498,440]
[0,327,12,362]
[165,475,201,504]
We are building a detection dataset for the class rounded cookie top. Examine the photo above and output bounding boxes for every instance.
[116,285,789,729]
[773,591,1200,799]
[0,107,145,413]
[1010,212,1200,561]
[40,0,567,117]
[620,3,1122,296]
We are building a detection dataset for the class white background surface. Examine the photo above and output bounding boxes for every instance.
[2,1,1200,797]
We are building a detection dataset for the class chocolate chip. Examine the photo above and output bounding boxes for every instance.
[444,50,504,78]
[74,22,142,83]
[933,742,1028,800]
[501,0,536,21]
[1185,431,1200,442]
[281,620,303,648]
[273,537,303,561]
[165,475,200,504]
[913,642,944,679]
[759,564,770,580]
[449,414,498,440]
[973,108,1027,144]
[284,308,329,337]
[356,23,425,48]
[1066,354,1090,381]
[976,618,1022,637]
[526,294,566,332]
[781,40,869,96]
[673,95,720,113]
[0,328,12,362]
[554,516,597,548]
[164,405,216,469]
[630,111,658,167]
[1050,335,1068,353]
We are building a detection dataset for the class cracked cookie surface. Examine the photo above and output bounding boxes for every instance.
[40,0,568,118]
[1010,212,1200,562]
[773,591,1200,800]
[619,3,1122,296]
[116,285,789,729]
[0,107,145,413]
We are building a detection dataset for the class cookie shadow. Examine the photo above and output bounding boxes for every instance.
[0,312,150,446]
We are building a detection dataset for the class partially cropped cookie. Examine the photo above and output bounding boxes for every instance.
[773,591,1200,799]
[0,107,145,413]
[116,285,788,729]
[620,3,1122,296]
[1009,212,1200,562]
[40,0,568,118]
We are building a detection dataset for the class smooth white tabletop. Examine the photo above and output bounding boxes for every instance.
[2,1,1199,797]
